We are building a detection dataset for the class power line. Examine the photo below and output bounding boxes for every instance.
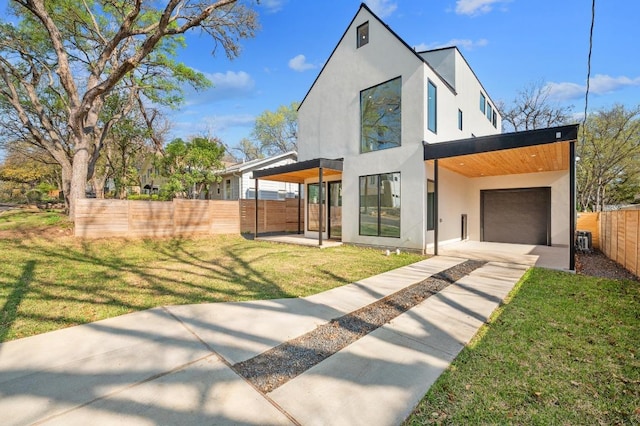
[582,0,596,134]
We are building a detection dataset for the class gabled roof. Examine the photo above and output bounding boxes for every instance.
[222,151,297,174]
[298,3,456,110]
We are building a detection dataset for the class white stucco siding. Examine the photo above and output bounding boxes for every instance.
[297,8,430,250]
[467,170,570,245]
[426,162,570,248]
[452,51,500,138]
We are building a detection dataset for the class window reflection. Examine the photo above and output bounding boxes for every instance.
[361,77,401,153]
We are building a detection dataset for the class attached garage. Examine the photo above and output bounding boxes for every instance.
[480,187,551,245]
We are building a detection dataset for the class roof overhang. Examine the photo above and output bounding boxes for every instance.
[252,158,343,183]
[424,124,579,178]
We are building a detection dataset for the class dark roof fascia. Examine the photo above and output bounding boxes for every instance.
[423,124,579,160]
[252,158,344,179]
[298,3,455,111]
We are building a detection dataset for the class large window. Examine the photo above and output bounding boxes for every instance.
[361,77,402,153]
[427,80,437,133]
[357,22,369,48]
[359,173,400,237]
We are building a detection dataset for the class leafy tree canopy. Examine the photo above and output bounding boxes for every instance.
[158,135,225,199]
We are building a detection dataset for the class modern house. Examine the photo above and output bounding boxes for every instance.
[254,3,577,270]
[211,151,299,200]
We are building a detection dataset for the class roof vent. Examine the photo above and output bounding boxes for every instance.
[556,132,562,139]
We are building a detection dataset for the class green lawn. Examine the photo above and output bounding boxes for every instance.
[0,210,424,342]
[406,268,640,425]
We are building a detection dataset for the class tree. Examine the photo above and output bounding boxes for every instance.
[234,137,263,161]
[158,136,225,199]
[252,102,299,156]
[577,104,640,212]
[498,80,573,132]
[0,0,257,218]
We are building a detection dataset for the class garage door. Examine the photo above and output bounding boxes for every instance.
[481,187,551,245]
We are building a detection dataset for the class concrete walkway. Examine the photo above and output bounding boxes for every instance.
[0,256,529,426]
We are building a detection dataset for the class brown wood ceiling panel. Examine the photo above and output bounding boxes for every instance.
[258,168,342,183]
[436,142,569,178]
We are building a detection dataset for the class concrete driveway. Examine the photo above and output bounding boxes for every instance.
[0,256,529,425]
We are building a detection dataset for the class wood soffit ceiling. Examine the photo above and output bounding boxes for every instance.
[257,167,342,184]
[433,141,570,178]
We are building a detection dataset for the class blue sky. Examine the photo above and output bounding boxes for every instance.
[2,0,639,157]
[174,0,640,153]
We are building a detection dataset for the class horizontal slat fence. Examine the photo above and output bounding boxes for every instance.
[75,198,302,238]
[599,210,640,279]
[239,198,304,233]
[576,212,600,249]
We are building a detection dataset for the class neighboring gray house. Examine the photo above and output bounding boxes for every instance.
[254,4,578,270]
[211,151,299,200]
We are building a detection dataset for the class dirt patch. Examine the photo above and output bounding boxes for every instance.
[576,250,639,282]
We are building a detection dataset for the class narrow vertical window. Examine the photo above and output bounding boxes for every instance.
[487,103,493,121]
[480,92,486,114]
[458,109,463,131]
[427,80,437,133]
[492,110,497,128]
[357,22,369,48]
[427,179,435,231]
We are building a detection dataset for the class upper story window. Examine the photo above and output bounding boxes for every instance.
[357,22,369,48]
[427,80,437,134]
[458,109,463,131]
[480,92,486,114]
[492,110,498,128]
[361,77,401,153]
[487,103,493,121]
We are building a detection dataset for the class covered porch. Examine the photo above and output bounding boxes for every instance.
[424,124,579,271]
[252,158,344,247]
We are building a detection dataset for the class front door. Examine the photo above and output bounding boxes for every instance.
[328,181,342,239]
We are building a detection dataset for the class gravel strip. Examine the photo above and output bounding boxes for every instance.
[576,250,639,281]
[233,260,486,393]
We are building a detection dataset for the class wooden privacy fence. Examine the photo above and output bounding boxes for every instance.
[599,210,640,278]
[577,212,600,249]
[75,198,304,238]
[239,198,304,234]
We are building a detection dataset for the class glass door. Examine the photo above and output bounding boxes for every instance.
[328,181,342,239]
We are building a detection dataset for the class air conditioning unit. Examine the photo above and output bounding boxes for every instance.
[576,230,592,253]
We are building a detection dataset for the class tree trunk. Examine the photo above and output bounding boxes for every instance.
[69,147,90,219]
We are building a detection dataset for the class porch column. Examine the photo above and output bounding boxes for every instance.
[569,141,576,270]
[298,183,302,234]
[254,178,259,240]
[318,167,324,246]
[434,159,439,256]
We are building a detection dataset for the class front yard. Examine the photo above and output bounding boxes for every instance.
[406,268,640,425]
[0,210,423,342]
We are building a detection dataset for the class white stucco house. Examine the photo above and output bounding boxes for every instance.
[254,4,578,270]
[211,151,299,200]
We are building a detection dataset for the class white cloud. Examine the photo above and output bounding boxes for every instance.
[207,70,255,91]
[260,0,286,13]
[546,74,640,101]
[365,0,398,18]
[183,71,255,104]
[288,54,316,72]
[414,38,489,52]
[455,0,509,16]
